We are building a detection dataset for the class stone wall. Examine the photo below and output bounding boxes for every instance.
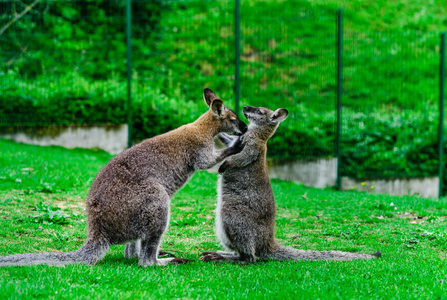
[341,176,439,198]
[0,124,128,155]
[267,158,337,189]
[267,158,439,198]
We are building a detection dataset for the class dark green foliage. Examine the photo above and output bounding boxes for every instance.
[30,202,75,225]
[0,73,185,139]
[341,110,439,179]
[340,223,363,240]
[2,0,447,189]
[2,0,165,80]
[171,216,199,227]
[1,84,126,126]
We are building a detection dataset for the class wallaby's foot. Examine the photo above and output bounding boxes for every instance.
[158,251,176,258]
[200,254,255,264]
[169,258,193,265]
[199,250,239,257]
[200,250,237,258]
[139,257,192,267]
[139,258,168,267]
[125,241,173,259]
[199,251,241,263]
[200,254,226,262]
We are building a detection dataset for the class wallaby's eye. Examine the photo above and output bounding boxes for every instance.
[231,120,237,123]
[256,110,262,115]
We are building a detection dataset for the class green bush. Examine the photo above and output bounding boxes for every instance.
[0,71,188,140]
[341,110,439,179]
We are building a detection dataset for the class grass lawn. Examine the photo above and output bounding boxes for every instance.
[0,138,447,299]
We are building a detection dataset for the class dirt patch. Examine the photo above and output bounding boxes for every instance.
[392,212,447,224]
[395,212,419,221]
[54,198,85,212]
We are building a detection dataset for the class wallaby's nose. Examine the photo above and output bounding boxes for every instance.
[243,106,248,111]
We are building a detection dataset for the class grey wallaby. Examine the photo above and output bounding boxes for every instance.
[0,88,248,267]
[201,105,381,263]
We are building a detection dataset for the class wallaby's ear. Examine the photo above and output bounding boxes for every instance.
[211,100,224,117]
[271,108,288,122]
[204,88,219,107]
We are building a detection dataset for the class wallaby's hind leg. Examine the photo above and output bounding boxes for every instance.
[201,250,236,257]
[139,236,190,266]
[124,240,141,258]
[200,251,255,264]
[158,251,176,258]
[124,240,175,259]
[200,236,256,264]
[238,252,256,264]
[136,183,190,267]
[223,214,257,263]
[137,183,171,267]
[139,235,166,266]
[200,251,239,263]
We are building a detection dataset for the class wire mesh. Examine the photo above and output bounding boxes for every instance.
[342,30,440,182]
[0,0,445,193]
[1,0,129,126]
[239,5,337,161]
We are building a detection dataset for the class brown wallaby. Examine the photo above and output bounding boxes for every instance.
[201,105,381,263]
[0,88,247,267]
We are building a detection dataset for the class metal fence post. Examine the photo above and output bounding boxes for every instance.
[126,0,133,148]
[438,32,446,198]
[234,0,241,115]
[335,9,343,190]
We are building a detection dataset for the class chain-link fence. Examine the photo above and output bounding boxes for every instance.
[1,0,446,195]
[342,30,441,180]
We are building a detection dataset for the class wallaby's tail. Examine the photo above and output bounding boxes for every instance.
[0,238,109,267]
[265,245,381,261]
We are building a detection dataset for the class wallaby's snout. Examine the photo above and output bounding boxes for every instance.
[242,106,255,119]
[224,108,247,135]
[204,88,247,135]
[239,119,248,134]
[243,106,254,113]
[242,106,266,121]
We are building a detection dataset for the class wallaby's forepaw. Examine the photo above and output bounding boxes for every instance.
[227,136,245,155]
[217,133,234,146]
[218,161,230,174]
[169,258,193,265]
[158,251,176,258]
[200,254,226,262]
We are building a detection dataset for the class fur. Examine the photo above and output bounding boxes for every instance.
[0,88,247,267]
[201,105,381,263]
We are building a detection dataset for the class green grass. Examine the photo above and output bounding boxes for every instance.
[1,138,447,299]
